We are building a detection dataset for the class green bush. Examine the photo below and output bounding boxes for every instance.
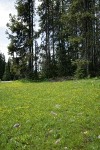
[73,59,89,79]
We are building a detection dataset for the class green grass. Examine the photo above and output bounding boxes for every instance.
[0,79,100,150]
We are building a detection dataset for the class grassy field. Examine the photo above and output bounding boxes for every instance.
[0,79,100,150]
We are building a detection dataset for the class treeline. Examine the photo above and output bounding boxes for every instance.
[0,52,11,81]
[6,0,100,80]
[0,53,5,80]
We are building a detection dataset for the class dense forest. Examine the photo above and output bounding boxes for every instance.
[3,0,100,80]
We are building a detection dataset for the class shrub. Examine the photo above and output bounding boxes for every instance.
[73,59,89,79]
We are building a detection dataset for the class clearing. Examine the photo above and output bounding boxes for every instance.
[0,79,100,149]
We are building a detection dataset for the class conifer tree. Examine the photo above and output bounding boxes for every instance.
[7,0,100,79]
[61,0,99,77]
[0,53,5,80]
[7,0,35,79]
[3,60,11,81]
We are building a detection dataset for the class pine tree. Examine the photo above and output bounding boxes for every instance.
[6,0,100,79]
[38,0,52,78]
[3,60,11,81]
[38,0,70,78]
[0,52,5,80]
[61,0,99,78]
[56,0,71,77]
[7,0,35,79]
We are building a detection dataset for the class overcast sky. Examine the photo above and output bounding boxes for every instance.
[0,0,17,61]
[0,0,39,61]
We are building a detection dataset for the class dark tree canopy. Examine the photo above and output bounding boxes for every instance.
[6,0,100,80]
[0,52,5,80]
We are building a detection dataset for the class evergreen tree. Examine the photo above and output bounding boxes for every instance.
[3,60,11,81]
[0,52,5,80]
[56,0,71,77]
[6,0,100,79]
[38,0,52,78]
[61,0,100,77]
[38,0,70,78]
[7,0,35,79]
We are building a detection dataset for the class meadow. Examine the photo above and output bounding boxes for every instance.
[0,79,100,150]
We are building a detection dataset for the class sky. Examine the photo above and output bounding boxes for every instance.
[0,0,40,61]
[0,0,17,61]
